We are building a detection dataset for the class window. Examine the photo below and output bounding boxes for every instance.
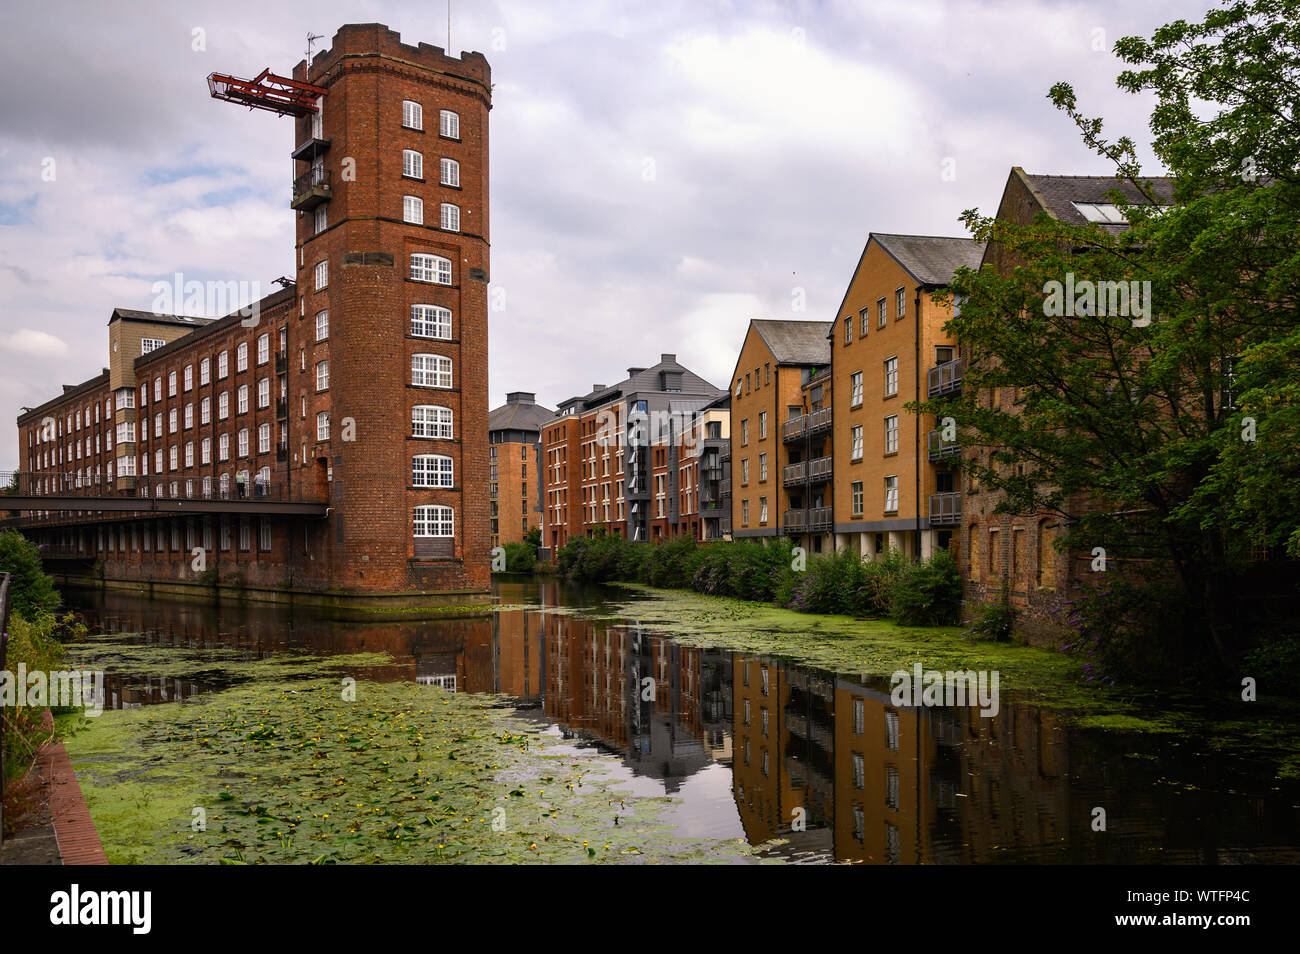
[1071,201,1127,224]
[410,253,452,284]
[316,411,330,441]
[741,419,748,445]
[759,410,767,439]
[403,195,424,224]
[258,423,271,454]
[440,158,460,187]
[314,260,328,290]
[185,442,194,467]
[885,415,898,454]
[257,334,269,365]
[439,109,460,139]
[315,310,328,341]
[402,149,424,179]
[851,425,863,460]
[860,308,870,337]
[237,385,248,415]
[217,350,228,379]
[153,412,162,438]
[218,433,229,461]
[168,408,178,433]
[168,445,178,470]
[759,496,768,523]
[896,287,906,319]
[936,345,955,364]
[759,453,769,482]
[200,397,211,424]
[852,480,864,516]
[844,316,852,344]
[236,342,248,372]
[440,203,460,232]
[257,378,270,408]
[411,304,452,339]
[412,354,453,388]
[884,356,898,396]
[741,458,749,485]
[877,297,887,328]
[201,437,211,464]
[183,365,193,391]
[402,100,423,130]
[141,337,165,354]
[414,504,455,539]
[316,361,329,391]
[412,405,454,439]
[412,454,454,488]
[850,371,863,407]
[884,475,898,513]
[741,499,749,525]
[153,378,162,402]
[237,428,249,457]
[200,357,210,385]
[314,204,327,234]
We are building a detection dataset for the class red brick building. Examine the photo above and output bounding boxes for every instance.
[11,24,493,608]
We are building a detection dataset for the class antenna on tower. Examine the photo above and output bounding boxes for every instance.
[447,1,452,50]
[306,31,324,71]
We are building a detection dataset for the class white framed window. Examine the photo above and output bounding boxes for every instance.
[315,310,328,341]
[402,100,423,130]
[200,397,211,424]
[402,149,423,179]
[218,433,229,461]
[884,356,898,396]
[314,204,327,234]
[316,411,330,441]
[412,454,454,488]
[412,405,453,439]
[439,109,459,139]
[850,371,863,407]
[201,437,211,464]
[314,260,328,290]
[414,504,454,537]
[200,357,210,385]
[410,304,452,339]
[440,158,459,187]
[896,287,906,318]
[217,350,228,378]
[236,342,248,372]
[237,385,248,415]
[316,360,329,391]
[403,195,424,224]
[884,415,899,454]
[257,334,269,364]
[258,423,271,454]
[183,365,193,391]
[153,412,162,438]
[411,354,453,388]
[141,337,165,354]
[440,203,460,232]
[257,378,270,408]
[153,378,162,402]
[154,448,163,473]
[851,425,863,460]
[410,253,452,285]
[237,428,249,457]
[184,442,194,467]
[168,408,178,433]
[885,475,899,513]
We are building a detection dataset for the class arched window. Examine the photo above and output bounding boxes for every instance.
[411,305,452,339]
[412,354,453,388]
[414,505,454,537]
[410,253,452,285]
[412,454,453,488]
[412,405,453,439]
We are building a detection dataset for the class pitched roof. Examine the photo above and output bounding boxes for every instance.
[488,397,554,432]
[750,319,833,365]
[871,233,986,285]
[1018,169,1177,233]
[109,308,217,328]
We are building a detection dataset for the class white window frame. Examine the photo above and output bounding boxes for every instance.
[410,253,452,285]
[315,310,328,341]
[414,504,454,537]
[316,360,329,391]
[402,149,424,179]
[412,454,454,488]
[440,203,460,232]
[402,100,423,130]
[440,157,460,187]
[439,110,460,139]
[411,353,453,388]
[412,405,453,439]
[410,304,452,339]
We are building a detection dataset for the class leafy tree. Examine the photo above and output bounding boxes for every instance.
[0,529,60,621]
[916,0,1300,669]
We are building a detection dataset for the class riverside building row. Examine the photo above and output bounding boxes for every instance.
[11,24,495,606]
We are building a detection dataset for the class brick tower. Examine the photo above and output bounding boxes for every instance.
[289,24,492,601]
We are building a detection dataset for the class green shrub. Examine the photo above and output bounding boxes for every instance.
[890,549,963,625]
[0,529,59,619]
[2,612,74,785]
[500,541,536,574]
[966,595,1016,640]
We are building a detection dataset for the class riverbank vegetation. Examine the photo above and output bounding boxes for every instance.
[554,534,963,627]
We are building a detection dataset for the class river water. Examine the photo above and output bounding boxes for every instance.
[60,579,1300,865]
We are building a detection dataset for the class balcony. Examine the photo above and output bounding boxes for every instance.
[927,429,961,461]
[291,137,331,163]
[291,166,330,211]
[719,478,730,497]
[782,461,805,487]
[701,465,723,483]
[276,352,288,375]
[781,406,832,443]
[929,491,961,526]
[275,397,288,420]
[927,357,963,398]
[783,506,832,533]
[808,455,832,482]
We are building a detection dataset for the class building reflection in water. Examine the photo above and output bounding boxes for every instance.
[66,580,1299,865]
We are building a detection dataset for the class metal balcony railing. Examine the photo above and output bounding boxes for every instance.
[927,429,961,461]
[291,166,331,211]
[927,358,963,398]
[782,461,805,486]
[781,406,832,443]
[782,506,832,533]
[808,455,832,482]
[929,491,961,526]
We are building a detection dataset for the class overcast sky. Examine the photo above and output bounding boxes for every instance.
[0,0,1206,470]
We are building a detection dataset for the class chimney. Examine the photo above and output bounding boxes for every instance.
[660,353,676,364]
[591,384,606,392]
[627,367,646,378]
[506,391,535,404]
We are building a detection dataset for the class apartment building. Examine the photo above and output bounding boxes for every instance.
[729,320,833,551]
[541,355,723,553]
[488,392,553,549]
[671,393,731,541]
[961,168,1174,632]
[830,233,984,561]
[12,24,494,606]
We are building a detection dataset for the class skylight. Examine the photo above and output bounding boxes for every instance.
[1072,202,1128,224]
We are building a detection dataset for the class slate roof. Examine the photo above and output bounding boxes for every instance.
[750,319,833,365]
[871,234,986,285]
[488,397,555,432]
[1019,169,1177,233]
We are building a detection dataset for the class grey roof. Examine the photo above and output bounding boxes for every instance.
[750,319,833,365]
[558,354,723,410]
[871,234,986,285]
[1019,169,1176,233]
[488,397,555,433]
[109,308,217,328]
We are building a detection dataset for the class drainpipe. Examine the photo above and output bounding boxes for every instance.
[914,288,923,560]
